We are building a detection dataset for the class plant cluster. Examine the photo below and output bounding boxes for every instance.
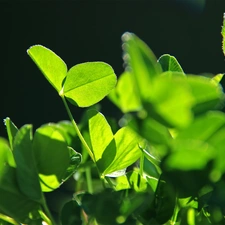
[1,16,225,225]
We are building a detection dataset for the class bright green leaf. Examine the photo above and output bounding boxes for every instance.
[222,13,225,56]
[88,111,143,176]
[158,54,184,74]
[13,125,42,202]
[108,71,142,113]
[187,75,225,114]
[211,73,224,85]
[63,62,117,107]
[103,127,143,176]
[122,32,162,100]
[33,124,81,191]
[163,140,215,171]
[88,110,114,163]
[4,117,18,150]
[146,75,194,128]
[27,45,67,92]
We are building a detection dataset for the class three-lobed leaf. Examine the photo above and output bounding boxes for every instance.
[28,45,117,107]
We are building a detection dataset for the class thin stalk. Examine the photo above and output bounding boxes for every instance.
[40,193,56,225]
[0,213,20,225]
[61,95,94,161]
[38,209,53,225]
[139,152,144,177]
[60,94,115,190]
[85,167,94,194]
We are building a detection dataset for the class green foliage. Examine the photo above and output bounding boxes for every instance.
[1,15,225,225]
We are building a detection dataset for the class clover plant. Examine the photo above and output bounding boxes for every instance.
[1,14,225,225]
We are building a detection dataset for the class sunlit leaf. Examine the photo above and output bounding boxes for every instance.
[33,124,81,191]
[27,45,67,92]
[187,75,225,114]
[108,71,142,113]
[122,32,162,100]
[222,13,225,56]
[158,54,184,74]
[103,127,143,176]
[4,117,18,150]
[145,75,194,128]
[63,62,117,107]
[88,110,114,163]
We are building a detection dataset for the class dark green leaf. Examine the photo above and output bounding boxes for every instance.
[60,200,82,225]
[13,125,42,202]
[0,138,40,223]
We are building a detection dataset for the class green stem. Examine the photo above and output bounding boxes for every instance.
[61,95,94,161]
[40,193,56,225]
[85,167,94,194]
[140,152,144,177]
[0,213,20,225]
[61,94,115,190]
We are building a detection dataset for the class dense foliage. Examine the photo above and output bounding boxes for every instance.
[1,15,225,225]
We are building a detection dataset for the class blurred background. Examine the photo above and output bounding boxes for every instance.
[1,0,225,138]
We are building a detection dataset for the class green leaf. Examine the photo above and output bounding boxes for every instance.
[88,111,143,176]
[163,140,215,171]
[187,75,225,114]
[108,71,142,113]
[222,13,225,56]
[13,125,42,202]
[33,124,81,192]
[88,110,114,163]
[27,45,67,92]
[60,200,82,225]
[145,75,194,128]
[63,62,117,107]
[122,32,162,99]
[158,54,184,74]
[4,117,18,150]
[103,127,143,177]
[211,73,224,85]
[0,138,39,223]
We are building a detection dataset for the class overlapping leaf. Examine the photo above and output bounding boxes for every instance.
[32,124,81,191]
[88,110,143,177]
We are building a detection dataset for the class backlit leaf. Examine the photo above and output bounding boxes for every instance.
[158,54,184,74]
[63,62,117,107]
[27,45,67,92]
[33,124,81,191]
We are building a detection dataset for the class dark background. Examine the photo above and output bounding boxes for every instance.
[1,0,225,138]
